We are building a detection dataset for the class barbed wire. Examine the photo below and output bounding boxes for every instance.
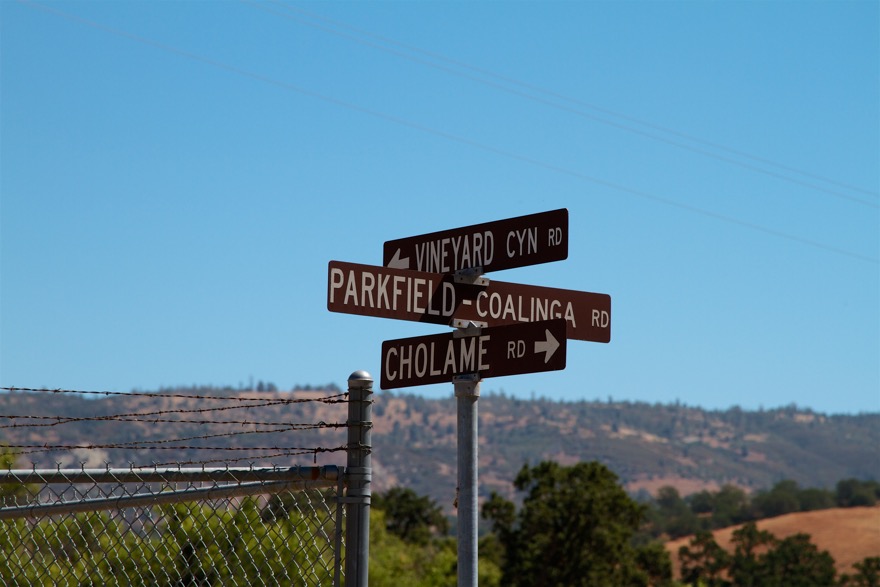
[0,386,349,404]
[138,453,311,469]
[132,448,346,469]
[0,385,354,468]
[49,426,316,449]
[5,443,351,469]
[0,415,346,430]
[5,442,348,456]
[1,389,350,434]
[0,398,328,427]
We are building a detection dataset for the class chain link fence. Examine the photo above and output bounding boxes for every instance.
[0,373,374,586]
[0,466,344,586]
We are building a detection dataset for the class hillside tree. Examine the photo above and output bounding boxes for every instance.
[482,460,673,587]
[678,521,841,587]
[371,486,449,545]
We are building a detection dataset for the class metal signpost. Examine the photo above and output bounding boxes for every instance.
[326,209,611,587]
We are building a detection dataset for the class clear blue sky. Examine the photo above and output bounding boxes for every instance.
[2,1,877,414]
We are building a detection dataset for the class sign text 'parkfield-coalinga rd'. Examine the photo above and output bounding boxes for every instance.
[327,260,611,343]
[383,208,568,273]
[380,319,568,389]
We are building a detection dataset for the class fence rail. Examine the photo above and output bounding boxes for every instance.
[0,466,340,521]
[0,466,344,586]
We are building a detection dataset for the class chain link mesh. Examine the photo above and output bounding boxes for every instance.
[0,467,344,586]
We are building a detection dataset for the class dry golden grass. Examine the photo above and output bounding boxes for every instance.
[665,506,880,577]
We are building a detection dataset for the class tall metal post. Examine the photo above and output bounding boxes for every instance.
[455,373,480,587]
[345,370,373,587]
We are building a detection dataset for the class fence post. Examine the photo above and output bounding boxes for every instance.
[345,370,373,587]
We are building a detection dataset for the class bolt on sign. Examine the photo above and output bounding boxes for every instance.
[327,260,611,343]
[383,208,568,273]
[380,319,567,390]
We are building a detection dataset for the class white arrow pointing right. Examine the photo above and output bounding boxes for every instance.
[534,329,560,363]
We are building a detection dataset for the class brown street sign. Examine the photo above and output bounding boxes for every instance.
[383,209,568,274]
[380,319,567,389]
[327,260,611,343]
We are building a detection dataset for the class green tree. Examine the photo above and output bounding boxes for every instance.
[0,445,35,507]
[368,508,501,587]
[636,541,676,587]
[710,484,752,527]
[482,460,673,587]
[836,479,879,508]
[797,487,835,512]
[729,522,839,587]
[678,523,842,587]
[728,522,778,587]
[651,485,700,538]
[760,533,837,587]
[751,480,801,519]
[678,531,731,587]
[371,486,449,545]
[689,489,716,515]
[841,556,880,587]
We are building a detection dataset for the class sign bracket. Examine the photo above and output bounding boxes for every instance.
[454,267,489,287]
[452,373,481,397]
[452,320,485,337]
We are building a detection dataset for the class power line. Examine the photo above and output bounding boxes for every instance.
[17,0,879,264]
[253,0,879,206]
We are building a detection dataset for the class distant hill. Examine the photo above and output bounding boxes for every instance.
[1,387,878,513]
[369,391,879,510]
[665,506,880,576]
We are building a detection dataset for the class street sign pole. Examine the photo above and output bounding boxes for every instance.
[455,372,480,587]
[379,316,567,587]
[345,370,373,587]
[325,210,610,587]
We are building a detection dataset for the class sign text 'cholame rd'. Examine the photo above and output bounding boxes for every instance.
[380,319,567,389]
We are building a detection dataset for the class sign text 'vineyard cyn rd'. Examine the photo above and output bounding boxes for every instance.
[383,208,568,273]
[327,260,611,343]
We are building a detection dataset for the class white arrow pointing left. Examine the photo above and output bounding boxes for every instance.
[387,248,410,269]
[534,329,560,363]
